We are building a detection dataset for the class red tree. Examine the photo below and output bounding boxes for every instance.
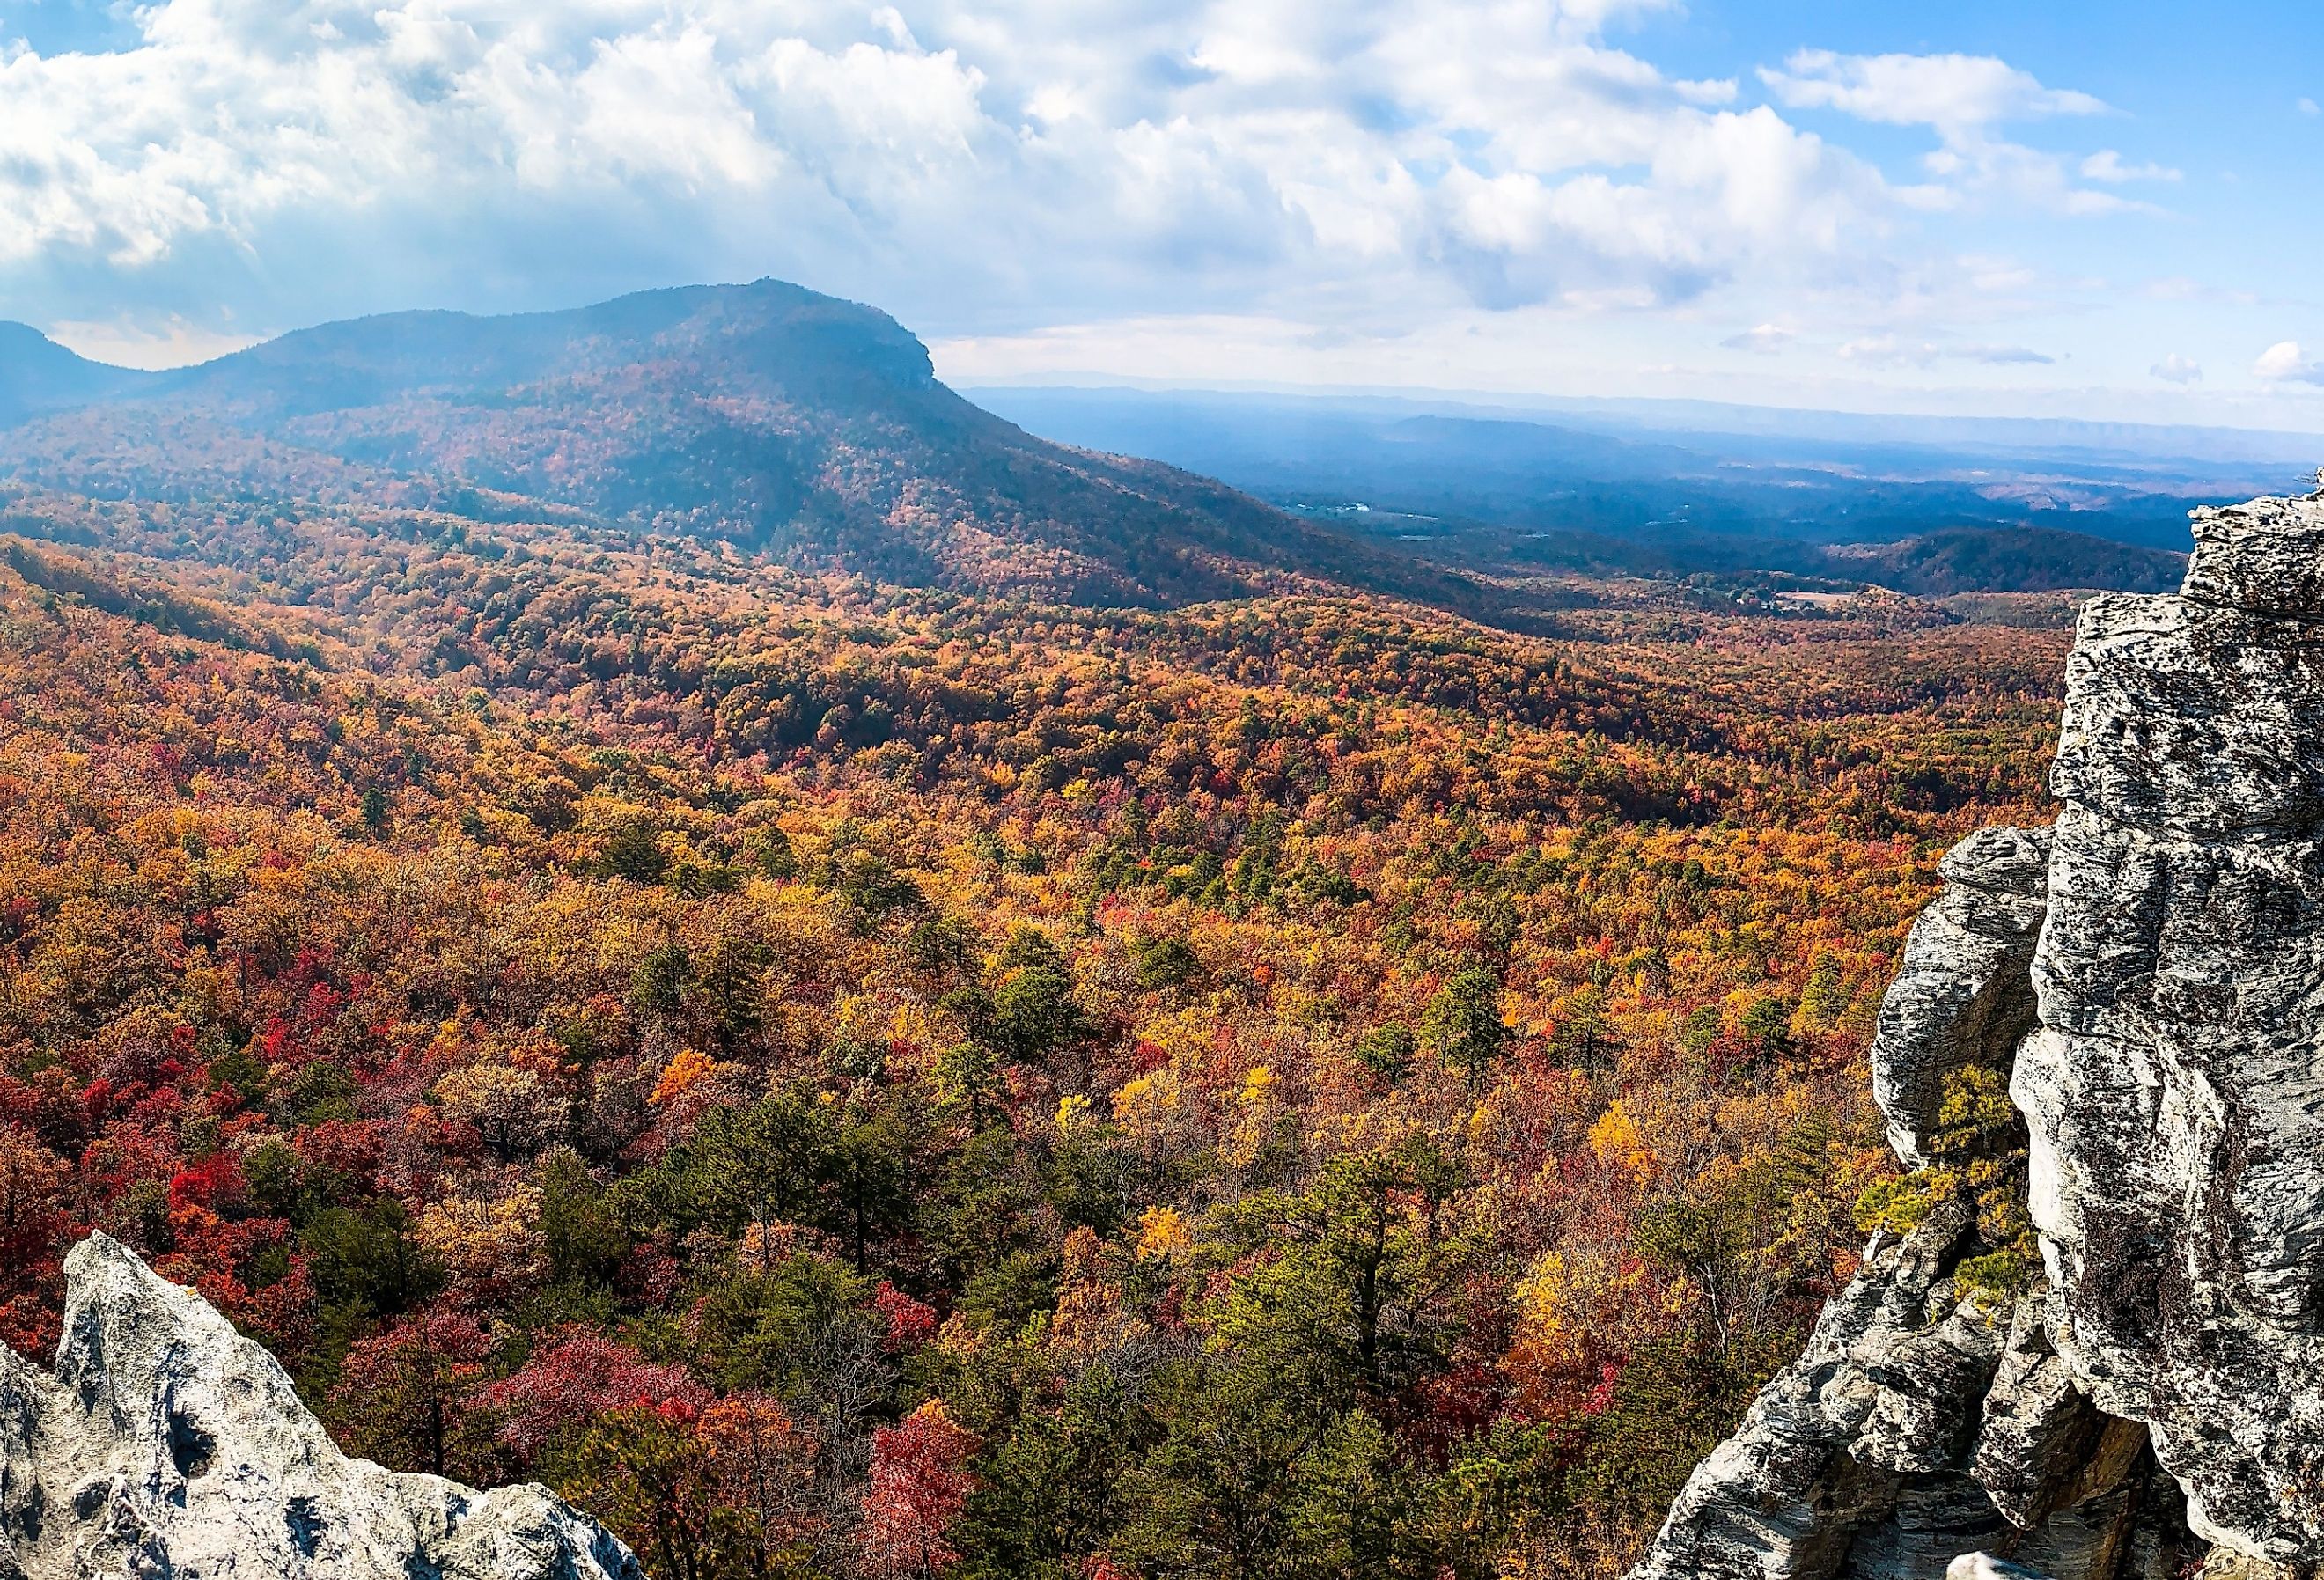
[861,1400,977,1579]
[330,1308,496,1479]
[478,1326,710,1466]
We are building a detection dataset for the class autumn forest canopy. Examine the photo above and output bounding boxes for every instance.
[0,281,2078,1580]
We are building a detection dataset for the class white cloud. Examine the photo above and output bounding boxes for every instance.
[0,2,1858,334]
[1721,322,1792,353]
[1760,50,2106,136]
[1760,49,2140,219]
[0,4,2150,346]
[2149,354,2202,384]
[2301,97,2320,117]
[1672,77,1738,107]
[2254,341,2324,384]
[2080,150,2179,183]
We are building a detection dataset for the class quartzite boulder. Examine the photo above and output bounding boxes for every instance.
[0,1233,641,1580]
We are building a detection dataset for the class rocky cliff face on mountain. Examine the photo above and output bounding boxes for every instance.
[1629,483,2324,1580]
[0,1233,639,1580]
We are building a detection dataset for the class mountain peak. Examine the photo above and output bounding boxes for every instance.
[1,278,1453,611]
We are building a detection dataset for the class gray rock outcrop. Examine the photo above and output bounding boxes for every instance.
[1625,1200,2190,1580]
[2019,490,2324,1568]
[1869,827,2051,1171]
[1629,483,2324,1580]
[0,1233,642,1580]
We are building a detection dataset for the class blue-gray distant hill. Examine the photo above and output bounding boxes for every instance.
[968,385,2313,589]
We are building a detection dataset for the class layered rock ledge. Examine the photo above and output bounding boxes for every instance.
[0,1233,640,1580]
[1629,483,2324,1580]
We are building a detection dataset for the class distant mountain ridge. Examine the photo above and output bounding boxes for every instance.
[0,285,2226,606]
[0,321,151,426]
[0,281,1474,611]
[972,385,2305,561]
[153,282,940,419]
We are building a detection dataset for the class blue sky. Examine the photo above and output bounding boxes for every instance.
[3,0,2321,429]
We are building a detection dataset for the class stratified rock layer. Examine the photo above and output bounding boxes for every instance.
[0,1233,641,1580]
[1630,483,2324,1580]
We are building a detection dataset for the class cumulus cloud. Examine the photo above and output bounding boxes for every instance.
[2149,355,2201,384]
[2253,341,2324,384]
[0,0,2166,360]
[0,0,1905,336]
[1759,50,2106,135]
[1759,49,2143,218]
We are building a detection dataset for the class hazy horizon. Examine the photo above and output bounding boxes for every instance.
[22,274,2324,449]
[5,0,2322,433]
[948,371,2324,448]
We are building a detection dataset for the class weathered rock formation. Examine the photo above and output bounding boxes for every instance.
[1630,484,2324,1580]
[0,1233,641,1580]
[1868,827,2052,1172]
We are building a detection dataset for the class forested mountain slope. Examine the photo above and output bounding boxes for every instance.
[0,466,2073,1576]
[0,282,1478,612]
[1823,524,2187,596]
[0,272,2145,1579]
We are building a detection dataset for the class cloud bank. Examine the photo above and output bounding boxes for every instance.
[0,2,2166,344]
[10,0,2306,429]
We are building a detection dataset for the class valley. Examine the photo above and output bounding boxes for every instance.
[0,281,2081,1579]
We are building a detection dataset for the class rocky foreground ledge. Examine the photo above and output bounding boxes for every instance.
[0,1233,639,1580]
[1629,484,2324,1580]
